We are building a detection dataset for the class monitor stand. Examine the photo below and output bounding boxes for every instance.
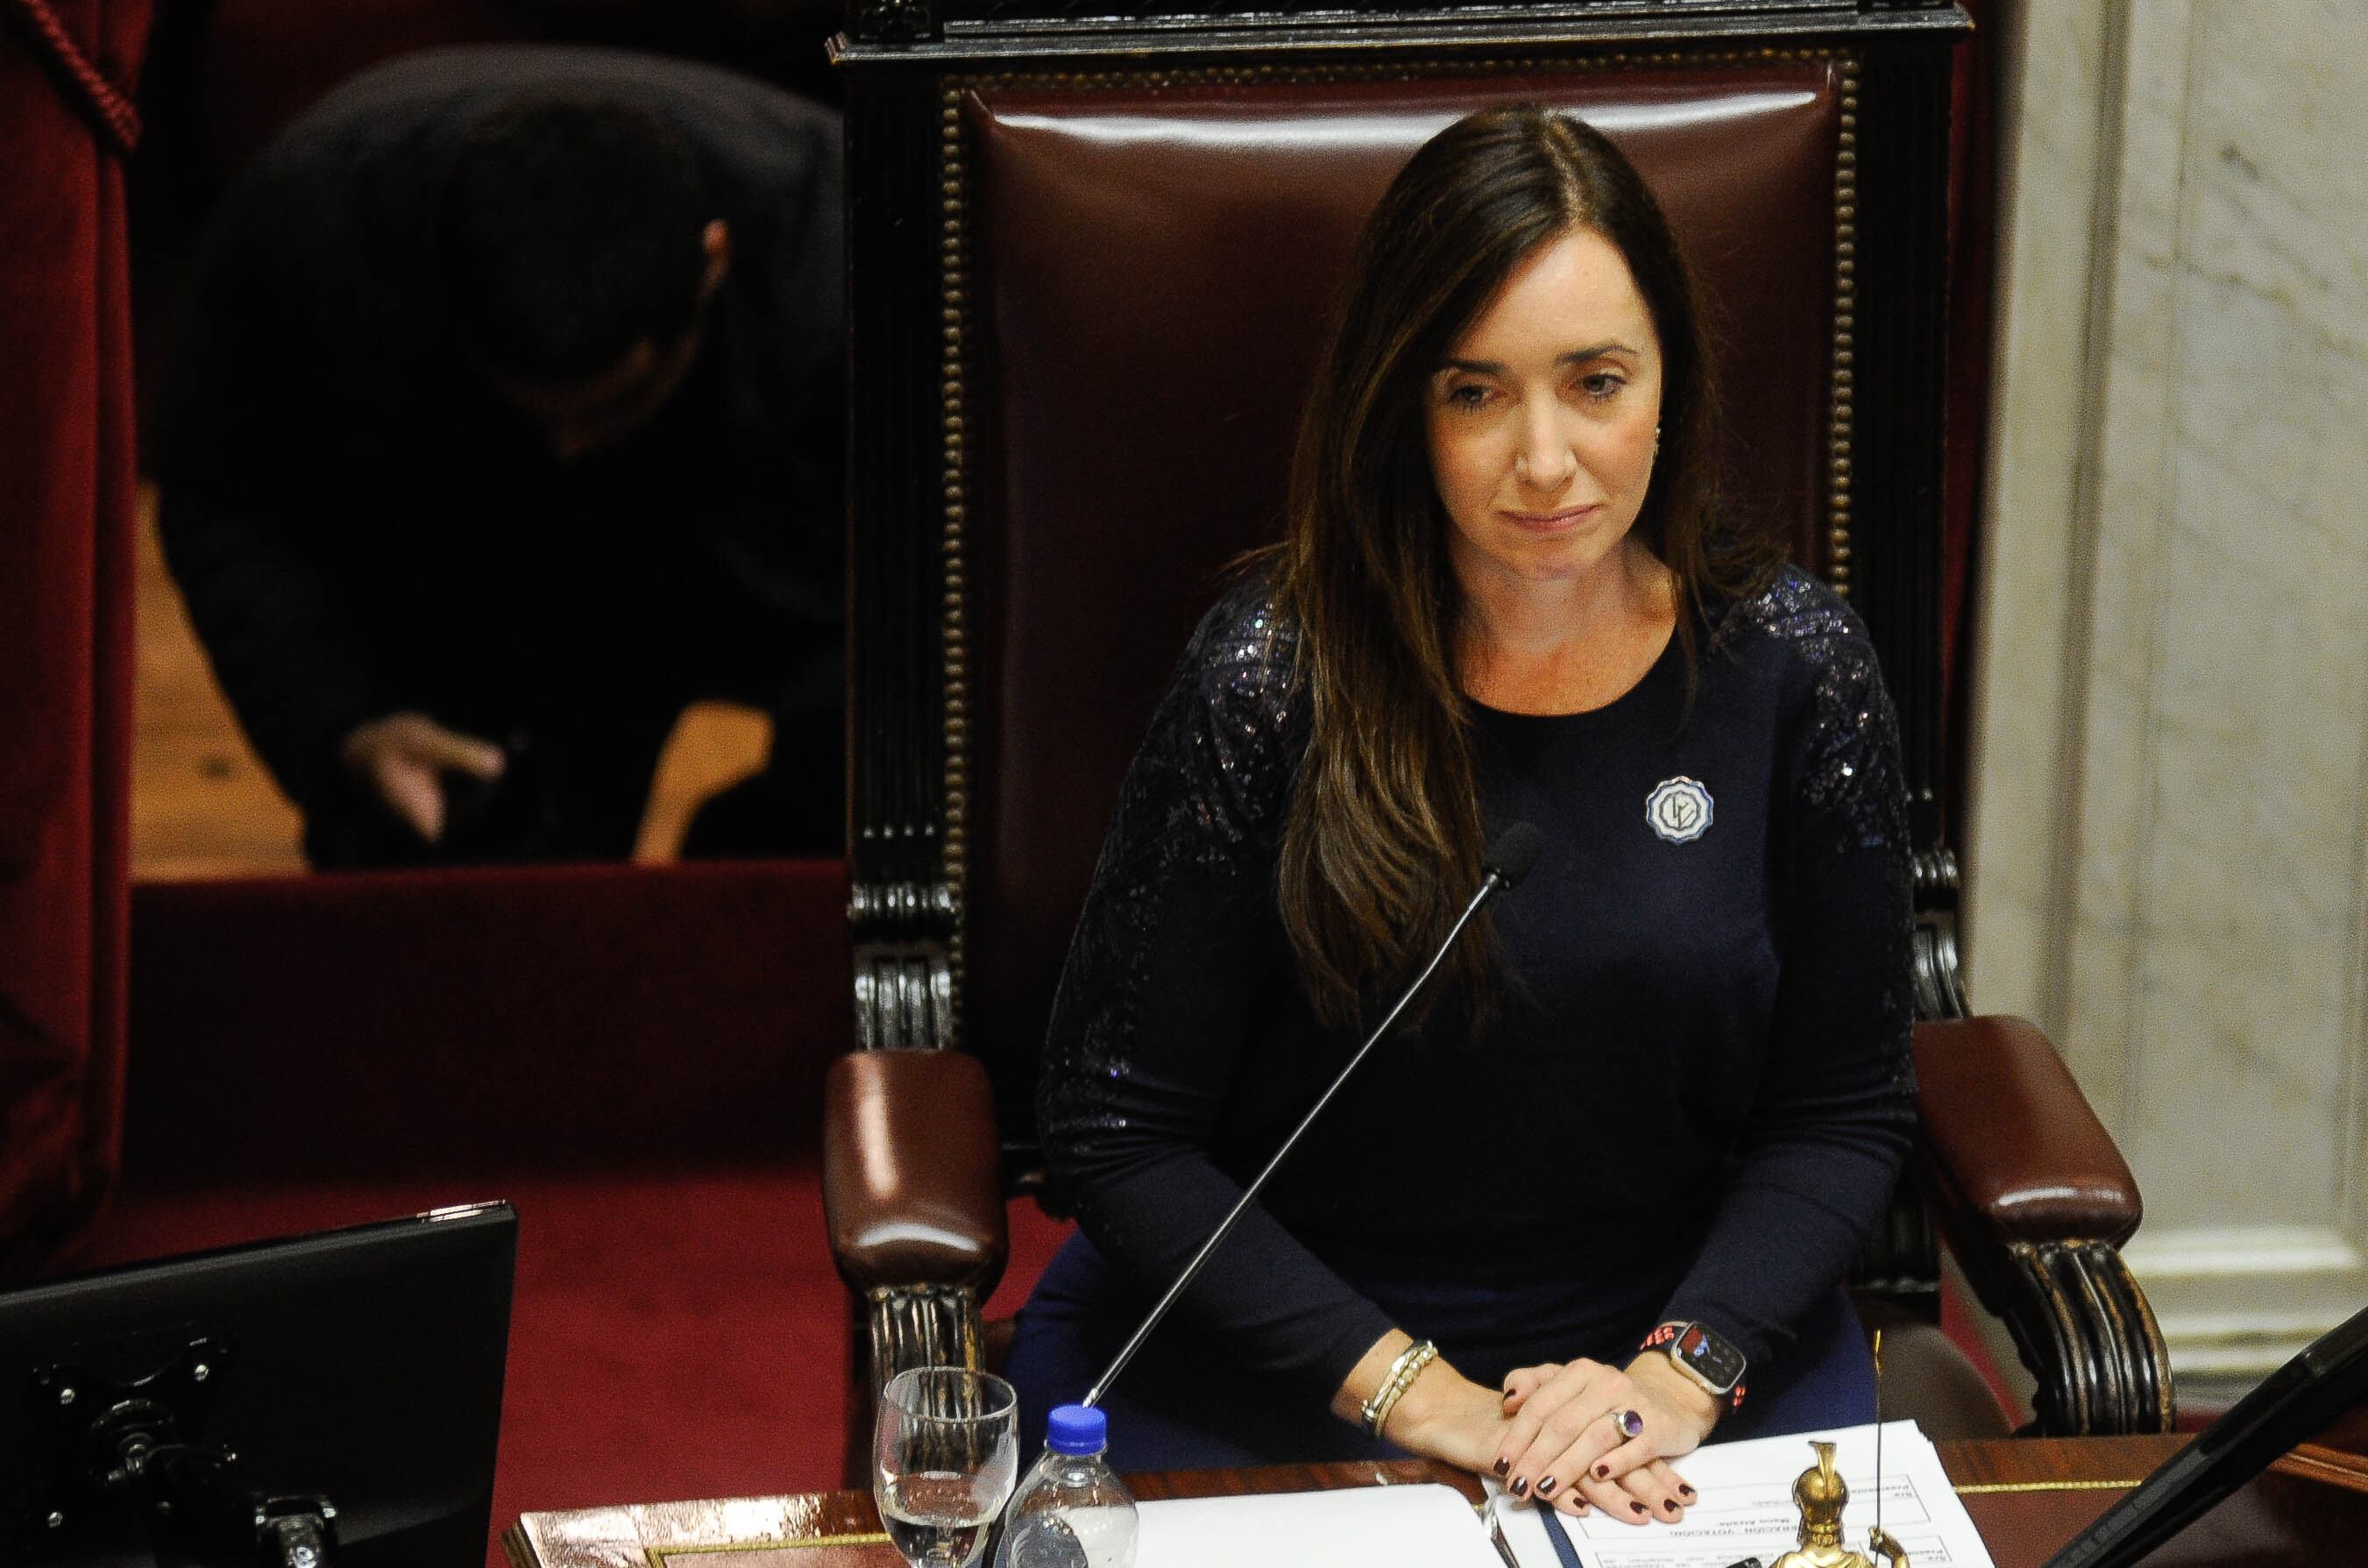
[17,1335,338,1567]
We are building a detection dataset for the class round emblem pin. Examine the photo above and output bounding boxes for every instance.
[1645,777,1714,844]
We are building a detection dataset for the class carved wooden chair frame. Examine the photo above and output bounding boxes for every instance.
[826,0,2173,1449]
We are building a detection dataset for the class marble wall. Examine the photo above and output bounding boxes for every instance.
[1967,0,2368,1393]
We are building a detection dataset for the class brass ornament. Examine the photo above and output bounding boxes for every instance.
[1767,1440,1908,1568]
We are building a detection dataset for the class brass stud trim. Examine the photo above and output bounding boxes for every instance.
[939,84,973,1022]
[946,43,1846,95]
[1826,57,1861,597]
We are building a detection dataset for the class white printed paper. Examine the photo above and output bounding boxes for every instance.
[1136,1479,1503,1568]
[1492,1421,1997,1568]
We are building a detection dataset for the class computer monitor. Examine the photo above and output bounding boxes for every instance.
[2,1201,515,1566]
[2045,1294,2368,1567]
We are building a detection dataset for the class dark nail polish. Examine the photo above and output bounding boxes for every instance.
[1511,1478,1528,1499]
[1678,1485,1696,1500]
[1663,1500,1682,1515]
[1594,1465,1610,1479]
[1536,1477,1557,1497]
[1492,1457,1509,1476]
[1631,1501,1648,1516]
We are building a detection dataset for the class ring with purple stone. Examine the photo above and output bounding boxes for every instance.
[1602,1407,1646,1441]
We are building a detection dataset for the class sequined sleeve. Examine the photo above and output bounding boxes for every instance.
[1656,571,1918,1379]
[1037,578,1398,1394]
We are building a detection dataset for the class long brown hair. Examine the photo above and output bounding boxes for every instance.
[1267,103,1776,1031]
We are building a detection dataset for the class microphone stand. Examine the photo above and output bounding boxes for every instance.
[1081,823,1543,1409]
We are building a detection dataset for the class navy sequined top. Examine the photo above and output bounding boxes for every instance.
[1038,564,1915,1401]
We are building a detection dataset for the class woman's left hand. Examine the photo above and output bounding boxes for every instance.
[1490,1353,1720,1524]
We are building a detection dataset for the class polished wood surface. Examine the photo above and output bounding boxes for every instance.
[2286,1404,2368,1494]
[1938,1431,2368,1568]
[1948,1436,2179,1568]
[133,482,305,878]
[503,1436,2368,1567]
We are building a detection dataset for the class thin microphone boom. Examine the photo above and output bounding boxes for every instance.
[1081,821,1546,1410]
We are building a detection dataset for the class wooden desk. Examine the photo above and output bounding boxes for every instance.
[504,1433,2368,1568]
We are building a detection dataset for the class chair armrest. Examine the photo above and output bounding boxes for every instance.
[1914,1015,2140,1249]
[1911,1015,2173,1436]
[823,1049,1009,1296]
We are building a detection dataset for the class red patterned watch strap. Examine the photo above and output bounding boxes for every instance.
[1639,1321,1747,1411]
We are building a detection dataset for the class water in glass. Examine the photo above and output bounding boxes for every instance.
[873,1367,1020,1568]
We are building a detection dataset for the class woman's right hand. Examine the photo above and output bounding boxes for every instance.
[1379,1363,1521,1473]
[1331,1331,1515,1473]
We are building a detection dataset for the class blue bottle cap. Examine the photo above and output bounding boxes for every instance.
[1045,1403,1107,1455]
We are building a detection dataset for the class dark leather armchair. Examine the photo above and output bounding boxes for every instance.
[822,0,2173,1464]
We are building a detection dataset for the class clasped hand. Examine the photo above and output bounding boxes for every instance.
[1346,1334,1719,1526]
[1492,1353,1716,1523]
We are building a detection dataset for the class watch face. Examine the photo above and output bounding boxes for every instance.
[1675,1323,1746,1394]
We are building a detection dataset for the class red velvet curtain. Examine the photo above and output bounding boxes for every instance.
[0,0,150,1277]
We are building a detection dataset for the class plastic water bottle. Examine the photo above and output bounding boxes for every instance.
[994,1404,1138,1568]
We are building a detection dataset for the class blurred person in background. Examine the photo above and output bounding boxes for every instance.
[154,45,843,867]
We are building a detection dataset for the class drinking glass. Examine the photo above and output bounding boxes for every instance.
[872,1366,1021,1568]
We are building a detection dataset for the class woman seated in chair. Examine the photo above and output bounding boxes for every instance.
[1006,103,1913,1526]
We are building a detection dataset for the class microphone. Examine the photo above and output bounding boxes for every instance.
[1081,820,1547,1408]
[1483,820,1545,889]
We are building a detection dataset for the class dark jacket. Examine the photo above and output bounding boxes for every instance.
[154,45,843,825]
